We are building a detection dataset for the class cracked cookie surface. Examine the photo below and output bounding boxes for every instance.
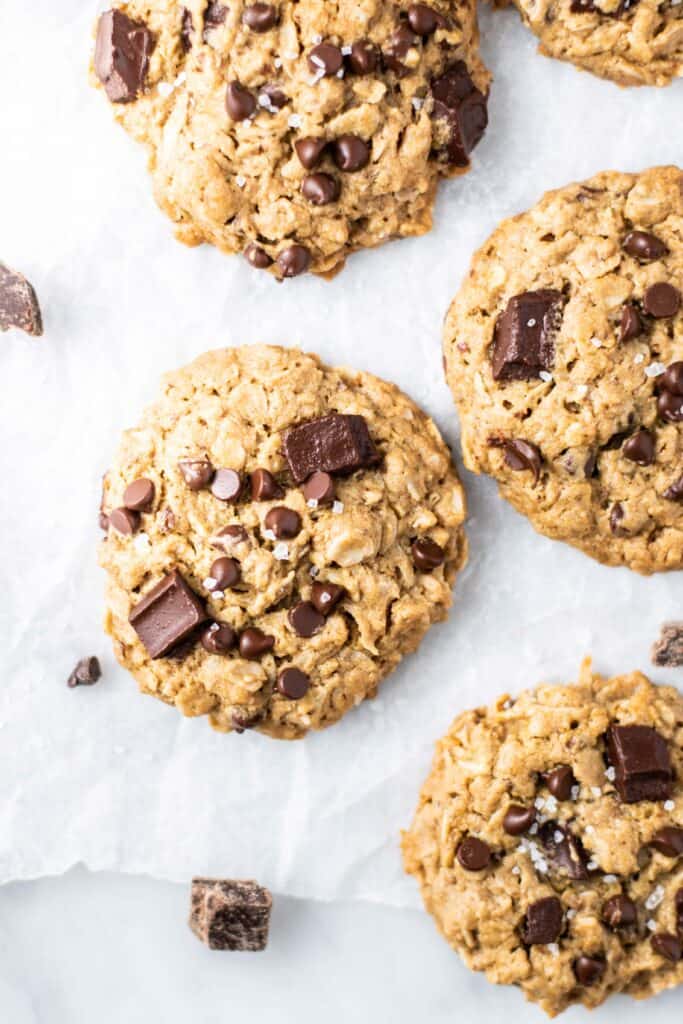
[91,1,490,278]
[444,166,683,574]
[99,345,467,739]
[403,660,683,1017]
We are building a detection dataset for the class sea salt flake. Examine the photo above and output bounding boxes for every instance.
[553,830,564,843]
[529,823,539,835]
[527,318,537,328]
[203,577,217,589]
[263,528,277,541]
[332,501,344,514]
[603,874,618,884]
[647,919,657,931]
[309,565,319,577]
[511,865,521,875]
[535,796,546,810]
[634,353,644,365]
[310,54,325,68]
[566,909,576,920]
[546,943,559,957]
[585,824,595,834]
[235,175,246,188]
[586,859,599,871]
[645,362,665,378]
[341,45,352,55]
[273,542,289,561]
[133,532,151,554]
[539,371,553,382]
[645,885,665,910]
[288,114,302,129]
[157,81,174,97]
[412,97,424,110]
[313,33,322,43]
[575,385,589,398]
[591,337,602,348]
[591,786,602,798]
[605,766,616,782]
[307,498,319,509]
[571,785,580,800]
[663,799,675,811]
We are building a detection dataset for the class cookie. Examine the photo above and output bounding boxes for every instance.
[443,166,683,575]
[504,0,683,86]
[91,2,490,278]
[403,659,683,1016]
[100,345,467,739]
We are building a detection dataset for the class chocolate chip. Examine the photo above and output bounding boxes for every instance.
[540,822,590,880]
[201,621,237,654]
[0,263,43,336]
[239,628,275,659]
[649,827,683,857]
[546,765,576,801]
[308,43,343,77]
[408,4,443,34]
[622,231,668,261]
[602,895,637,929]
[277,667,310,699]
[288,601,325,638]
[651,933,682,962]
[503,439,543,484]
[492,289,563,381]
[619,303,642,343]
[211,469,243,502]
[606,724,673,803]
[643,283,681,319]
[283,413,379,483]
[332,135,370,173]
[657,390,683,423]
[231,711,259,733]
[521,897,563,945]
[573,956,606,986]
[244,244,272,269]
[346,40,378,75]
[207,557,240,591]
[302,471,335,505]
[294,137,328,170]
[622,429,655,466]
[609,502,625,535]
[430,62,487,166]
[203,2,227,35]
[109,507,140,535]
[264,506,302,539]
[503,804,536,836]
[123,477,155,511]
[662,360,683,395]
[302,173,340,205]
[179,458,214,490]
[189,878,272,951]
[180,8,193,50]
[212,524,249,549]
[311,581,345,616]
[242,3,278,31]
[95,9,154,103]
[277,245,311,278]
[129,569,207,659]
[456,836,491,871]
[652,621,683,665]
[382,25,420,74]
[251,468,283,501]
[225,82,256,121]
[411,538,445,572]
[67,656,102,688]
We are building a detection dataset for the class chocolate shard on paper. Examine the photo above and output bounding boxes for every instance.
[129,568,207,659]
[189,878,272,951]
[491,289,563,381]
[651,621,683,667]
[94,9,154,103]
[430,62,488,167]
[67,656,102,688]
[0,263,43,336]
[606,723,673,803]
[283,413,380,483]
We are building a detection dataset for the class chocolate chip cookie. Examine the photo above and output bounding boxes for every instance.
[99,345,467,739]
[504,0,683,86]
[403,660,683,1016]
[443,166,683,574]
[91,2,490,278]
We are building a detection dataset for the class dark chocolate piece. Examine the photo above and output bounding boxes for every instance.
[67,656,102,688]
[283,413,379,483]
[606,723,673,803]
[430,62,487,166]
[189,878,272,951]
[651,621,683,667]
[521,896,563,945]
[129,569,207,659]
[539,822,590,880]
[491,290,563,381]
[94,9,154,103]
[0,263,43,336]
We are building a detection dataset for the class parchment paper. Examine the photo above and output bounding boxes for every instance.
[1,0,681,908]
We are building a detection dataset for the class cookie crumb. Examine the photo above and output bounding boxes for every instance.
[651,622,683,667]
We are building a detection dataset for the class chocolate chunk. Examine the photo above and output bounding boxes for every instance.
[207,556,240,591]
[408,4,443,34]
[251,468,283,501]
[201,621,237,654]
[180,8,193,50]
[609,502,625,535]
[456,836,491,871]
[288,601,325,638]
[602,895,637,929]
[302,173,340,205]
[382,25,420,74]
[346,40,378,75]
[573,956,606,986]
[411,538,445,572]
[622,429,655,466]
[521,897,563,945]
[239,628,274,659]
[242,4,278,31]
[540,822,590,880]
[622,231,668,261]
[189,878,271,951]
[643,283,681,319]
[277,245,311,278]
[311,581,345,616]
[277,667,310,699]
[109,507,140,535]
[264,506,301,539]
[283,413,379,483]
[503,439,543,484]
[259,83,288,109]
[503,804,536,836]
[662,361,683,395]
[129,569,207,659]
[95,10,154,103]
[430,62,487,166]
[676,888,683,932]
[294,137,328,170]
[651,933,682,962]
[203,2,227,35]
[649,827,683,857]
[651,621,683,667]
[244,244,272,269]
[67,656,102,688]
[619,303,643,343]
[332,135,370,173]
[123,477,155,511]
[211,468,243,502]
[308,43,343,77]
[226,82,256,120]
[179,458,214,490]
[0,263,43,336]
[606,724,673,803]
[302,471,335,505]
[212,524,249,550]
[546,765,576,801]
[492,290,563,381]
[657,390,683,423]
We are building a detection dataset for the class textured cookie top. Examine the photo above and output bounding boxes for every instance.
[403,662,683,1016]
[510,0,683,86]
[99,345,467,739]
[444,166,683,574]
[91,1,490,278]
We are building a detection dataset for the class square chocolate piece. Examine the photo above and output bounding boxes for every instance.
[651,622,683,667]
[606,723,673,803]
[128,568,207,659]
[189,878,272,951]
[283,413,380,483]
[491,289,563,381]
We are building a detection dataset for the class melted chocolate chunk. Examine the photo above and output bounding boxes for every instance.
[283,414,380,483]
[540,822,590,880]
[492,290,563,381]
[503,439,543,484]
[430,62,487,166]
[602,894,637,929]
[521,897,563,945]
[95,9,154,103]
[606,724,673,803]
[129,569,207,659]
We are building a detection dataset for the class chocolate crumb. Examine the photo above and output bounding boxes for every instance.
[67,656,102,688]
[0,262,43,336]
[651,622,683,667]
[189,878,272,950]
